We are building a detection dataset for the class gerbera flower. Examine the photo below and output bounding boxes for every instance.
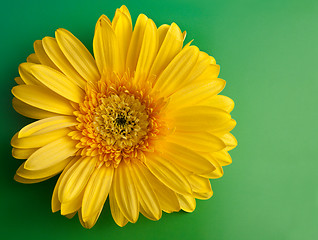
[11,5,237,228]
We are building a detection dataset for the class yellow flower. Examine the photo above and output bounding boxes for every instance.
[11,5,237,228]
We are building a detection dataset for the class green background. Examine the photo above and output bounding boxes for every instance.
[1,0,317,239]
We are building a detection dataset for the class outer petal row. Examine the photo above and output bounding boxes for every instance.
[93,15,123,75]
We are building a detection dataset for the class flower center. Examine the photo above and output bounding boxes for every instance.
[115,116,126,126]
[93,93,149,148]
[72,74,169,167]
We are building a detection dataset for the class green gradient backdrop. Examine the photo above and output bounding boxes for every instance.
[0,0,317,239]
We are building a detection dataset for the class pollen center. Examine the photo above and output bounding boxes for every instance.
[93,93,149,148]
[73,74,167,167]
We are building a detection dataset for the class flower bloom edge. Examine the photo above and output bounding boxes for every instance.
[11,5,237,228]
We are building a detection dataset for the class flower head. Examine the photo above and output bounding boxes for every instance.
[11,5,237,228]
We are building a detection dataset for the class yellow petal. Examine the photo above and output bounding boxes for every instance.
[134,19,158,83]
[12,148,37,159]
[61,191,83,215]
[30,64,85,103]
[109,186,129,227]
[79,207,102,229]
[55,28,100,82]
[220,133,237,151]
[12,85,74,115]
[176,193,196,212]
[199,153,224,179]
[195,64,220,83]
[93,15,122,75]
[157,24,170,48]
[33,40,58,70]
[167,131,225,152]
[112,9,121,26]
[14,174,50,184]
[149,23,183,80]
[58,156,97,203]
[112,8,132,69]
[26,53,40,64]
[187,174,213,200]
[207,95,235,112]
[18,62,42,86]
[185,51,216,83]
[184,39,193,48]
[171,106,231,132]
[160,142,216,174]
[14,77,24,85]
[18,116,77,138]
[112,5,131,25]
[154,46,199,96]
[182,31,187,41]
[16,156,71,180]
[42,37,87,89]
[131,162,161,220]
[12,97,59,119]
[24,136,78,171]
[212,119,236,135]
[126,14,148,72]
[113,161,139,223]
[52,183,62,212]
[167,79,226,110]
[212,150,232,166]
[82,165,113,221]
[141,165,180,213]
[11,128,71,149]
[119,5,131,19]
[145,153,192,195]
[139,205,157,221]
[52,157,78,212]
